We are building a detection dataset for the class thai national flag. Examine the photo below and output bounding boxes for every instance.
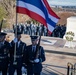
[16,0,60,34]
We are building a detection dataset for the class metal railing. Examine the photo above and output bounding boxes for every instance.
[67,62,76,75]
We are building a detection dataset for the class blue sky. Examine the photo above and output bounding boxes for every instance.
[47,0,76,6]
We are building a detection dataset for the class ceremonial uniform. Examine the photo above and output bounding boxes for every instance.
[24,36,46,75]
[8,32,26,75]
[0,32,10,75]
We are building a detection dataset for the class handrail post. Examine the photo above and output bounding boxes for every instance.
[67,62,74,75]
[67,63,70,75]
[74,63,76,75]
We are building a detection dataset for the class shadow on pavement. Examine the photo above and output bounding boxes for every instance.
[42,64,66,75]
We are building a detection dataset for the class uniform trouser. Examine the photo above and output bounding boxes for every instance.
[0,58,8,75]
[27,72,41,75]
[0,68,8,75]
[27,63,42,75]
[8,64,22,75]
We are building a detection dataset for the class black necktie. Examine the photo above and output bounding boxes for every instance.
[16,42,18,48]
[32,47,35,52]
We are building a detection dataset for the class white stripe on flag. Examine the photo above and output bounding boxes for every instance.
[47,23,55,32]
[48,13,59,23]
[41,0,59,23]
[17,1,45,19]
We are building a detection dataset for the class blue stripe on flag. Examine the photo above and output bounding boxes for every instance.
[17,0,56,27]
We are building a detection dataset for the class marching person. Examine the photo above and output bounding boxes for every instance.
[0,32,10,75]
[8,32,26,75]
[24,36,46,75]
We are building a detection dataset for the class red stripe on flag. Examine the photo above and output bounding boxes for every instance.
[43,0,60,19]
[48,30,52,35]
[16,6,47,27]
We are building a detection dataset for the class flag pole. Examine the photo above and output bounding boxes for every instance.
[13,0,18,63]
[0,19,4,33]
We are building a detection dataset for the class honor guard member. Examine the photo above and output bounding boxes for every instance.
[0,32,10,75]
[25,36,46,75]
[8,32,26,75]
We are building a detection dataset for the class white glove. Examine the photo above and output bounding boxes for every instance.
[13,38,18,43]
[34,59,39,63]
[21,66,27,74]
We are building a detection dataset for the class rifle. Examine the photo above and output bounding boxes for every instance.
[0,19,4,32]
[35,25,44,59]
